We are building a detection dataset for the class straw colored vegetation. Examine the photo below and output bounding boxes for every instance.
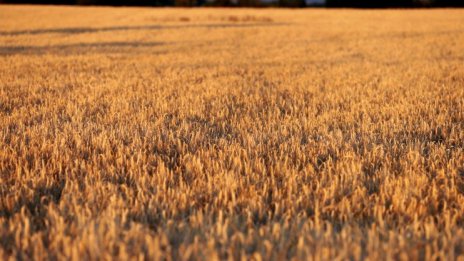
[0,5,464,260]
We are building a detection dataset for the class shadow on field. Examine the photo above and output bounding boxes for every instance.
[0,181,65,229]
[0,22,286,36]
[0,41,168,56]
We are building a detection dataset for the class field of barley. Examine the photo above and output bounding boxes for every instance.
[0,5,464,260]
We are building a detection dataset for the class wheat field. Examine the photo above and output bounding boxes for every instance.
[0,5,464,260]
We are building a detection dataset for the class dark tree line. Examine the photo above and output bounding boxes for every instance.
[1,0,463,7]
[326,0,464,7]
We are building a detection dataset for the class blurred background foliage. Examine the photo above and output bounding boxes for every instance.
[0,0,463,7]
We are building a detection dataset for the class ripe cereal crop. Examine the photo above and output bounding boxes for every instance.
[0,5,464,260]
